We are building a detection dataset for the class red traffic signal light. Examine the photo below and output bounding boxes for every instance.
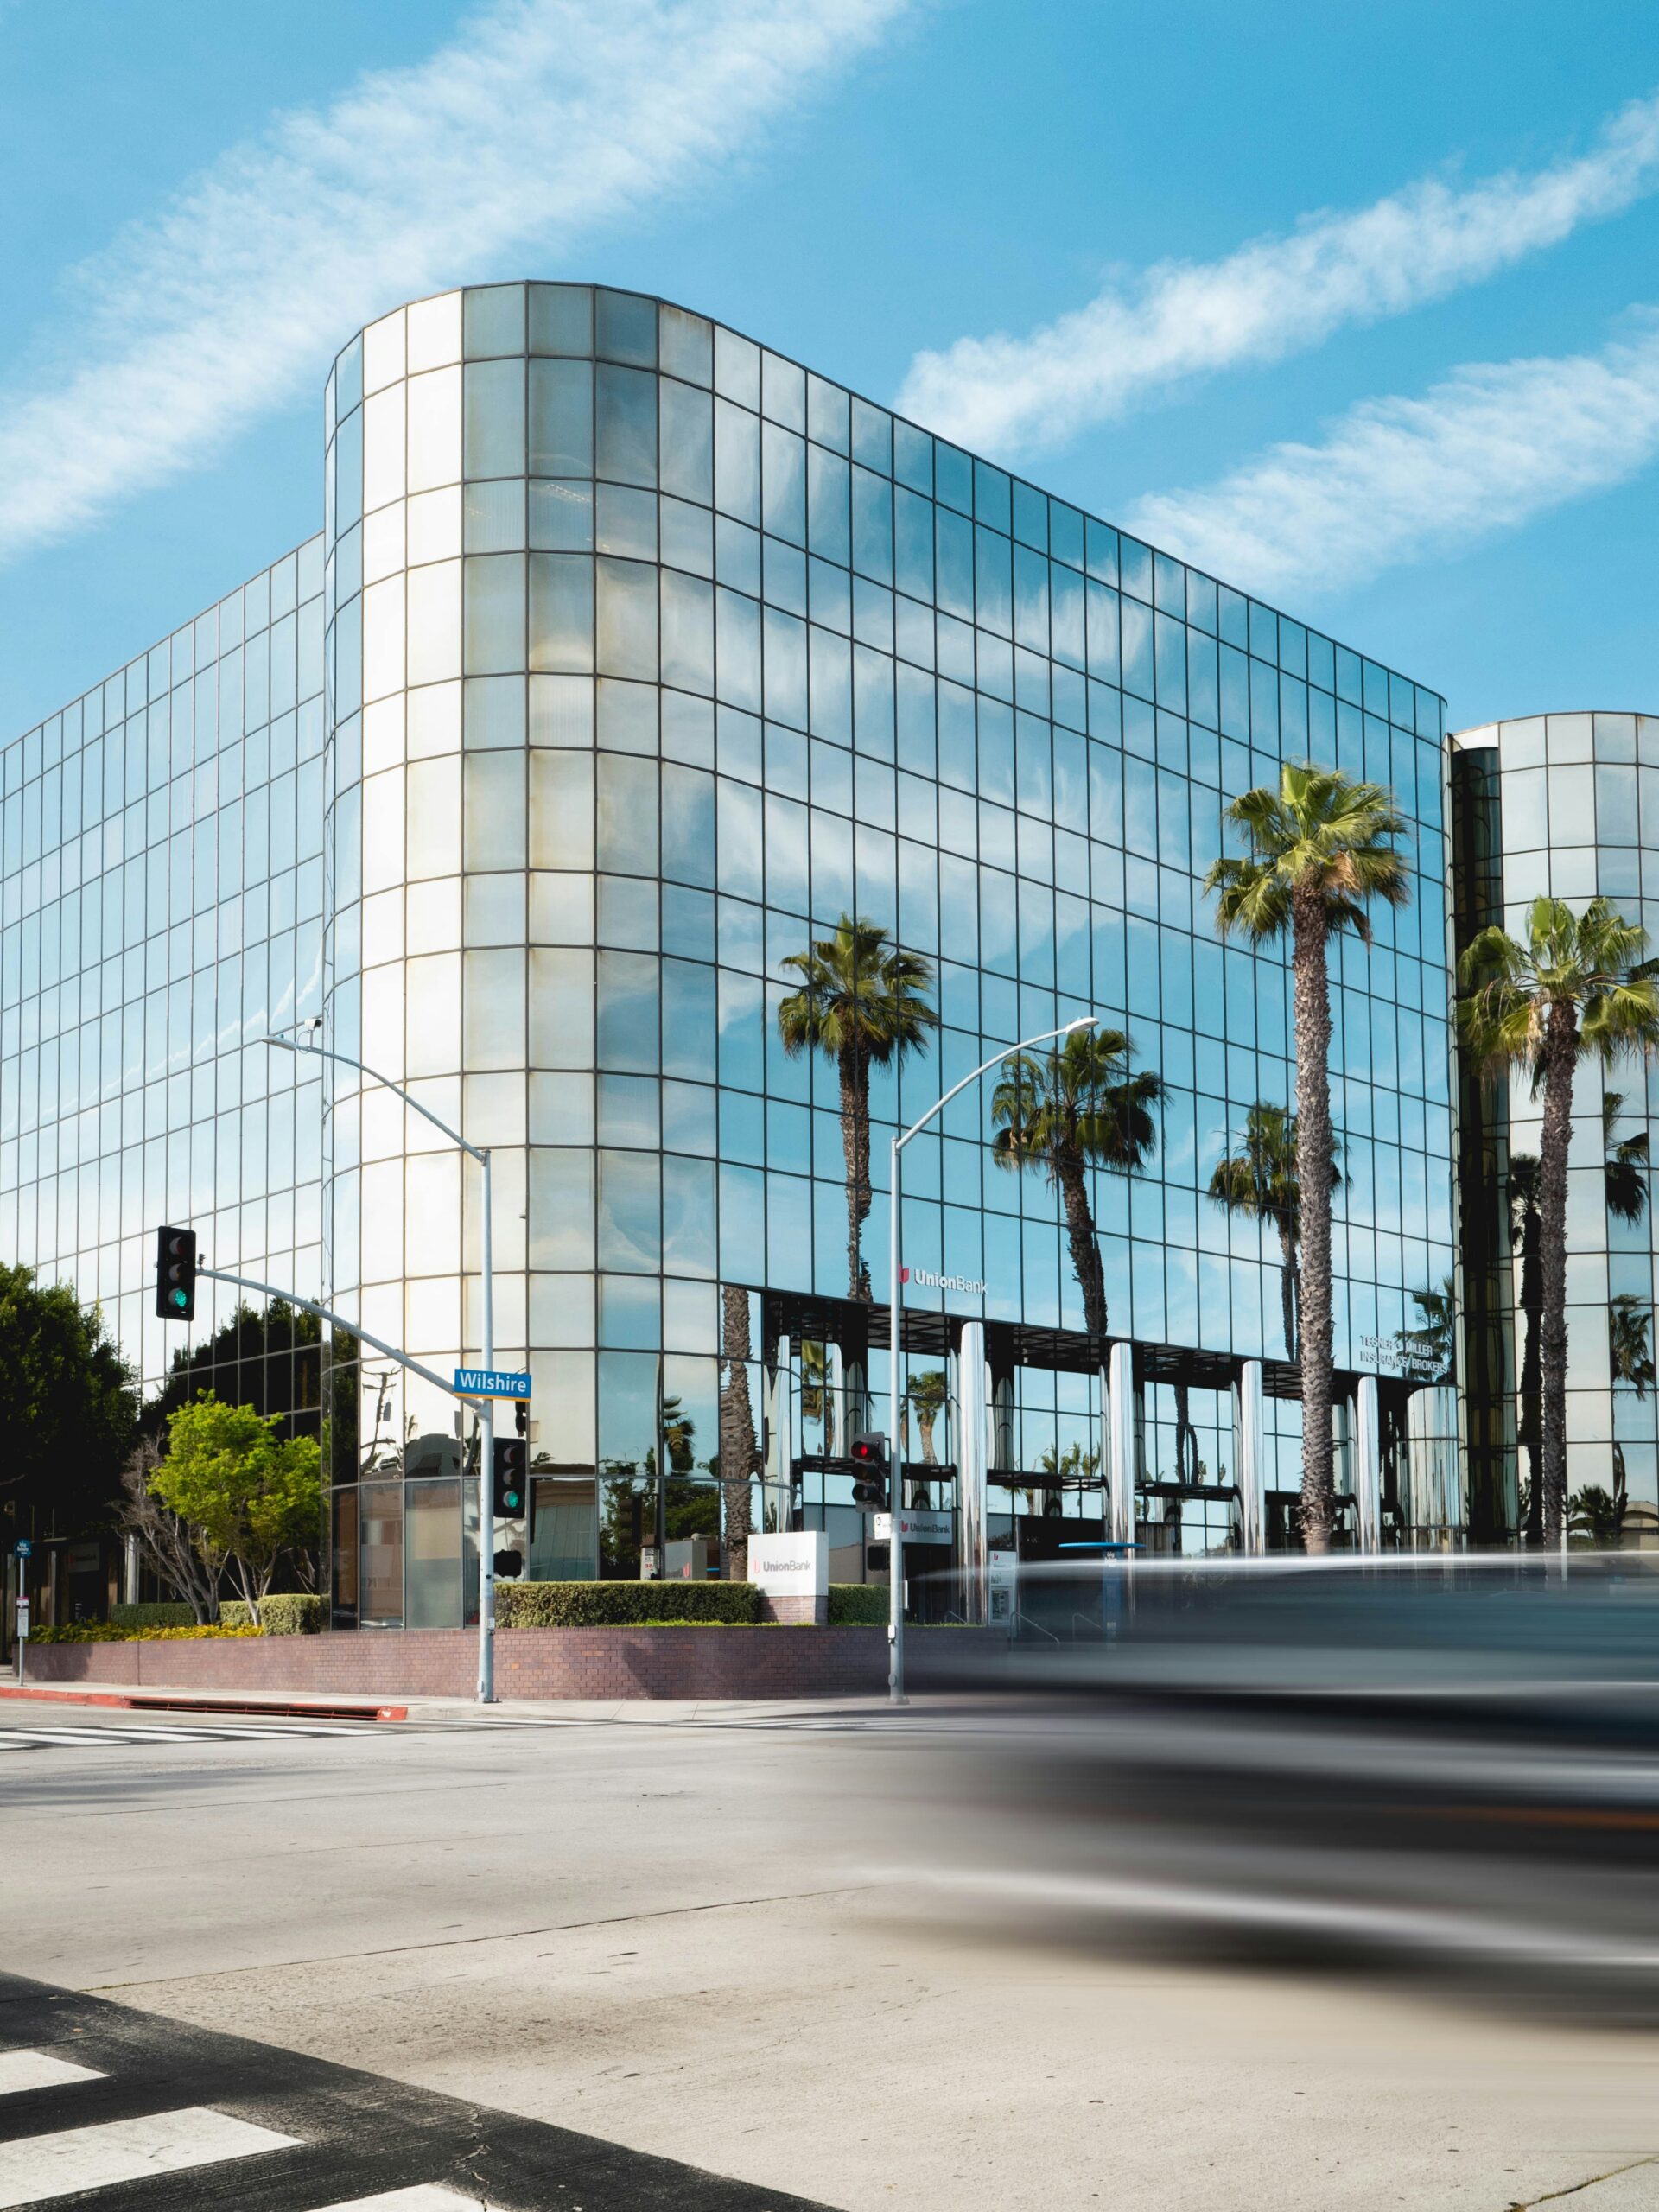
[849,1431,888,1510]
[154,1226,198,1322]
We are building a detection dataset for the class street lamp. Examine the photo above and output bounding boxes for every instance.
[266,1020,500,1703]
[887,1016,1096,1706]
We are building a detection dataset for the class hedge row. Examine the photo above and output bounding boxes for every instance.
[220,1596,322,1636]
[110,1603,196,1630]
[496,1580,764,1627]
[30,1623,265,1643]
[827,1584,888,1624]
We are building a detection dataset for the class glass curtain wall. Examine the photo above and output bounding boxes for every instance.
[316,281,1455,1598]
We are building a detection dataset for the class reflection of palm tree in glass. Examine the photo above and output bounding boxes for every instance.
[1604,1092,1651,1224]
[990,1027,1161,1346]
[1206,1103,1339,1363]
[799,1341,836,1457]
[777,917,938,1301]
[1403,1281,1456,1378]
[1610,1294,1656,1399]
[1172,1380,1200,1484]
[907,1369,947,1465]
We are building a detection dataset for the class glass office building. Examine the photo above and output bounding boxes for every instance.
[1452,713,1659,1548]
[1,285,1460,1629]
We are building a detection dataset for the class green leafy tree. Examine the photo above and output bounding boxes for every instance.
[1205,764,1408,1553]
[0,1262,136,1535]
[1460,896,1659,1546]
[990,1027,1161,1347]
[149,1393,321,1624]
[778,916,938,1300]
[1206,1103,1339,1362]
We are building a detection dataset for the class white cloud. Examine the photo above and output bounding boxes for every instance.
[1124,317,1659,601]
[0,0,907,558]
[896,91,1659,455]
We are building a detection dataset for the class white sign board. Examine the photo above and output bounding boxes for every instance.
[13,1599,29,1642]
[874,1509,954,1544]
[988,1550,1017,1626]
[747,1530,828,1598]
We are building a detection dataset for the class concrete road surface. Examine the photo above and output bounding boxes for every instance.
[2,1699,1656,2210]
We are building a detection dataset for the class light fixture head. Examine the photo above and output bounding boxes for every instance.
[1065,1016,1098,1033]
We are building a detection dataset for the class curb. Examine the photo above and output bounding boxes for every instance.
[0,1683,406,1723]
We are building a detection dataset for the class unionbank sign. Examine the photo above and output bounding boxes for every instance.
[900,1264,987,1296]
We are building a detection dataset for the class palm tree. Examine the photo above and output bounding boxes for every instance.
[1206,1103,1339,1361]
[1604,1092,1650,1224]
[1460,896,1659,1546]
[778,916,938,1301]
[906,1369,948,1464]
[799,1341,837,1455]
[717,1285,758,1580]
[1507,1153,1544,1544]
[990,1027,1162,1347]
[1205,765,1408,1552]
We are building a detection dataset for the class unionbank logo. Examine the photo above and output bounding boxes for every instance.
[900,1264,987,1295]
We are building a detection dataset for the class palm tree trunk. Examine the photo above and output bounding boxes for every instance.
[1290,886,1336,1553]
[1518,1211,1542,1545]
[1057,1153,1109,1346]
[1536,1007,1579,1547]
[718,1286,758,1580]
[1276,1224,1300,1363]
[1173,1379,1195,1484]
[840,1046,873,1301]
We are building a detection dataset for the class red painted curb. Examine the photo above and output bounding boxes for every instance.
[0,1683,406,1723]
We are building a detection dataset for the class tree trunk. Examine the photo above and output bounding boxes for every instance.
[839,1046,873,1301]
[1517,1206,1542,1544]
[1291,886,1336,1553]
[1055,1150,1109,1349]
[1536,1006,1579,1548]
[1276,1224,1300,1363]
[718,1285,759,1580]
[1173,1380,1196,1484]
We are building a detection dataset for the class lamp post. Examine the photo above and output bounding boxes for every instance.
[887,1016,1096,1705]
[267,1021,499,1702]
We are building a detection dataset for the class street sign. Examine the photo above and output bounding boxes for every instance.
[13,1540,31,1560]
[454,1368,531,1398]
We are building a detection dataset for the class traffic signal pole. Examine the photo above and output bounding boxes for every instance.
[478,1147,495,1704]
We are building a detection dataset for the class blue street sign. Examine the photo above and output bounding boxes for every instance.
[454,1368,531,1399]
[13,1540,31,1559]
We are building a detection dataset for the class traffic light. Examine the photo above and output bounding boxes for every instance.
[514,1398,529,1437]
[849,1431,888,1510]
[492,1435,527,1518]
[154,1227,198,1321]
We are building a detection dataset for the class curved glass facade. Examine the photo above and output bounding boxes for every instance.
[1,281,1462,1625]
[1452,712,1659,1545]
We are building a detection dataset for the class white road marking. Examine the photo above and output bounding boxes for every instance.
[309,2187,488,2209]
[0,2104,296,2205]
[0,2050,105,2094]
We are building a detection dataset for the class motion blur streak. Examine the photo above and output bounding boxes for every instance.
[884,1556,1659,2023]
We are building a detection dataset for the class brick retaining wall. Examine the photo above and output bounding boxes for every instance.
[23,1625,993,1700]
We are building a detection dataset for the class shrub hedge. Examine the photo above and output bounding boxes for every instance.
[827,1583,887,1624]
[30,1623,264,1643]
[220,1596,322,1636]
[496,1580,763,1627]
[110,1603,198,1630]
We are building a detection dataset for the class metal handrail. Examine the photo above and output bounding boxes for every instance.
[1016,1611,1061,1643]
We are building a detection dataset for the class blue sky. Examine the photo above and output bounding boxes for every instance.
[1,0,1656,739]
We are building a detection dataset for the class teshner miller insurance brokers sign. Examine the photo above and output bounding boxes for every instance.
[900,1265,987,1295]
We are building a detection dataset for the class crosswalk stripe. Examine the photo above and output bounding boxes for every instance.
[308,2187,486,2209]
[0,2104,297,2206]
[0,2051,105,2095]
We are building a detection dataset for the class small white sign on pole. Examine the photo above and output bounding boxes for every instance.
[747,1530,828,1598]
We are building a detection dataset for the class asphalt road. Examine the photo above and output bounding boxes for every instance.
[3,1700,1658,2211]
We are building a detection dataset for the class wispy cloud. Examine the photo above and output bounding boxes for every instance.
[0,0,907,559]
[1124,317,1659,601]
[897,92,1659,455]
